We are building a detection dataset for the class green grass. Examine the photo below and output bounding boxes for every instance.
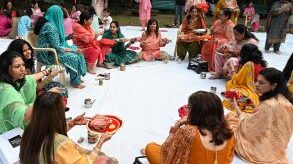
[111,11,267,30]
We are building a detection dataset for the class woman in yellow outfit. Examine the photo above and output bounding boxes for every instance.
[222,44,267,113]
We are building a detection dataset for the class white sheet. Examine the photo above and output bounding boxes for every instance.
[0,27,292,164]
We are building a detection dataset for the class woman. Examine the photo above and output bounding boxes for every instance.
[0,50,36,134]
[139,18,170,62]
[145,91,235,164]
[139,0,152,31]
[0,8,12,37]
[227,68,293,163]
[4,1,16,17]
[30,1,43,25]
[243,2,256,26]
[201,8,235,71]
[211,24,259,79]
[102,21,138,67]
[62,7,74,39]
[35,5,87,89]
[176,6,206,62]
[73,9,105,74]
[20,92,118,164]
[70,4,81,21]
[17,7,32,39]
[265,0,291,54]
[7,39,68,99]
[222,44,267,113]
[214,0,239,24]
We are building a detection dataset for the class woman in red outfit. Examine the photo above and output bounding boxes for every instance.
[73,8,105,74]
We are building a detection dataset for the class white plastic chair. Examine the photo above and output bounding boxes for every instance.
[25,31,66,85]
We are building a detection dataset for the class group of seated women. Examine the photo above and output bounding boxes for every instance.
[0,2,292,164]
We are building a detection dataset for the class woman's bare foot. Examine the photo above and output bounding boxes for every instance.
[96,63,105,68]
[209,73,221,80]
[71,84,85,89]
[88,70,96,75]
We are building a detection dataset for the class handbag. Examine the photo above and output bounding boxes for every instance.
[0,120,23,164]
[187,56,208,74]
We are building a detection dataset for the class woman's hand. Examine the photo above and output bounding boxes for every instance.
[231,97,242,116]
[48,87,63,93]
[95,132,113,149]
[73,112,91,125]
[76,48,83,54]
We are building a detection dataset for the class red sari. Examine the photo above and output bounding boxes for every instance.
[73,23,105,65]
[201,19,234,71]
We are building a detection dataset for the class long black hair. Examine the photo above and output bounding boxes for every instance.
[188,91,233,145]
[33,16,47,35]
[222,8,232,19]
[283,53,293,82]
[259,68,293,104]
[20,92,67,164]
[239,44,267,67]
[234,24,259,42]
[0,50,26,91]
[7,39,35,73]
[78,8,94,26]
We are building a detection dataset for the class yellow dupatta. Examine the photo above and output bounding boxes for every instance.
[223,62,259,113]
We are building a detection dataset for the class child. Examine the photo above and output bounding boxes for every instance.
[18,8,32,39]
[70,4,81,21]
[102,8,112,30]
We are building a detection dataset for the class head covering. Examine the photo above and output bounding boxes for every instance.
[45,5,67,46]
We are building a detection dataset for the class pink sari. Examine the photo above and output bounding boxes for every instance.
[139,0,152,22]
[201,19,234,71]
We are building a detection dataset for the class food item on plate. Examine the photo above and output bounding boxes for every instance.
[88,115,112,132]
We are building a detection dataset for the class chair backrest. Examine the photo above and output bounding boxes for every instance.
[25,31,38,48]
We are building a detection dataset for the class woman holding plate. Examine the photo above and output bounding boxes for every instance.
[20,92,118,164]
[102,21,138,68]
[176,6,206,62]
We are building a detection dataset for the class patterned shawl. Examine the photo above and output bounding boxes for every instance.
[235,94,293,163]
[161,125,197,164]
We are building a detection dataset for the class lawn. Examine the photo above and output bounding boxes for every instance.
[111,8,267,29]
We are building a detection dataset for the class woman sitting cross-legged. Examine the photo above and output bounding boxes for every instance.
[176,6,206,62]
[73,8,106,74]
[226,68,293,163]
[19,92,118,164]
[211,24,259,79]
[222,44,267,113]
[34,5,87,89]
[102,21,138,68]
[139,18,171,62]
[145,91,235,164]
